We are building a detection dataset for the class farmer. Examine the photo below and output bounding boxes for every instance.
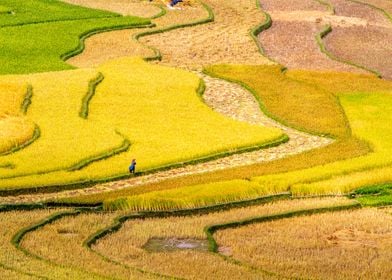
[129,159,136,174]
[167,0,183,9]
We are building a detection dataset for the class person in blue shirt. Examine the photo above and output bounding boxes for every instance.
[129,159,136,174]
[167,0,183,9]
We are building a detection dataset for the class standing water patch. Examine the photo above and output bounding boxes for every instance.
[143,238,209,252]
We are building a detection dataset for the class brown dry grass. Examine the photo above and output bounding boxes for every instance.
[260,0,327,11]
[61,0,162,17]
[216,208,392,279]
[139,0,272,69]
[258,20,365,72]
[21,212,159,279]
[68,1,208,68]
[0,209,99,279]
[93,197,353,279]
[325,25,392,80]
[357,0,392,15]
[331,0,391,26]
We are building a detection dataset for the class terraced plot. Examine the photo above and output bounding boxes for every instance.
[94,197,353,279]
[259,0,371,73]
[68,0,208,68]
[215,208,392,279]
[22,212,161,279]
[323,0,392,79]
[0,58,284,192]
[102,66,392,211]
[0,209,104,279]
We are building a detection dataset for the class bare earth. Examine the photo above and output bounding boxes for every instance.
[324,0,392,79]
[259,0,372,73]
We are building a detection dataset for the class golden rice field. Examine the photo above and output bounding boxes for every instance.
[0,58,283,191]
[2,0,392,279]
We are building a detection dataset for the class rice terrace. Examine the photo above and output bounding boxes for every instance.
[1,0,392,278]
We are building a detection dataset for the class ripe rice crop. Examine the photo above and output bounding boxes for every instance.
[106,66,392,210]
[96,197,353,279]
[215,208,392,279]
[0,82,35,154]
[0,58,283,191]
[0,69,124,180]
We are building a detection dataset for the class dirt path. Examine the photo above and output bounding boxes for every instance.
[0,73,332,204]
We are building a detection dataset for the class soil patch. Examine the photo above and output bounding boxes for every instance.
[259,20,366,72]
[143,237,209,252]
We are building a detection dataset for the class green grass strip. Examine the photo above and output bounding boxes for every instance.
[352,183,392,207]
[79,72,104,119]
[315,24,382,78]
[150,4,167,20]
[21,84,33,114]
[134,1,215,62]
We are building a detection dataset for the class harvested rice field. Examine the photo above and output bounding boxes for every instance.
[215,208,392,279]
[1,0,392,278]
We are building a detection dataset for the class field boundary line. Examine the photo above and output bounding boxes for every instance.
[79,72,104,119]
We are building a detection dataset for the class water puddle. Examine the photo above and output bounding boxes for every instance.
[143,237,209,252]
